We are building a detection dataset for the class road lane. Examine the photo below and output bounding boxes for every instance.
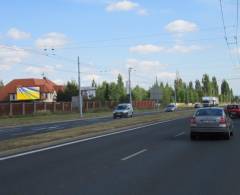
[1,117,239,195]
[0,109,188,141]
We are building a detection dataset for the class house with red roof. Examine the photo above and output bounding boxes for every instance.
[0,78,64,102]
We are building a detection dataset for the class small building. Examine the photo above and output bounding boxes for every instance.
[0,78,64,102]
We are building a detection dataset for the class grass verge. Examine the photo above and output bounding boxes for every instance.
[0,107,193,128]
[0,110,193,155]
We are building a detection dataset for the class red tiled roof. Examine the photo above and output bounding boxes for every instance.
[0,78,64,101]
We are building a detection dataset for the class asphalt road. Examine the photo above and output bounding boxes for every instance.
[0,110,171,141]
[1,117,240,195]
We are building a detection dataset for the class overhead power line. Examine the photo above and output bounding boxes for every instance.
[219,0,237,67]
[235,0,240,65]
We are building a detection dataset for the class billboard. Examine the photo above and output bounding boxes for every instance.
[16,87,40,100]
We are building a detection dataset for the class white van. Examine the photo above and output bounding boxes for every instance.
[113,103,133,119]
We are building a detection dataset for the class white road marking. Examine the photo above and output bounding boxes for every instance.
[12,132,30,136]
[47,126,59,130]
[175,131,185,137]
[0,118,184,161]
[32,127,47,131]
[121,149,147,161]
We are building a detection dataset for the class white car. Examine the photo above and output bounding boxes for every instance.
[164,104,177,112]
[113,103,133,119]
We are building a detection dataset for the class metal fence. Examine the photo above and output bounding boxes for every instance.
[0,102,72,116]
[0,100,156,116]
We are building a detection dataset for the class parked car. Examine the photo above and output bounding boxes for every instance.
[164,104,177,112]
[113,103,133,119]
[225,104,240,118]
[190,107,233,140]
[194,103,202,109]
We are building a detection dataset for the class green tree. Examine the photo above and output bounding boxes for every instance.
[195,79,202,102]
[187,81,195,103]
[96,81,109,102]
[116,74,126,101]
[202,74,211,96]
[132,85,148,101]
[221,80,230,102]
[162,84,174,105]
[211,76,219,96]
[57,80,79,101]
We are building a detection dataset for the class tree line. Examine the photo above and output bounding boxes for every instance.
[155,74,236,105]
[57,74,149,102]
[57,73,239,105]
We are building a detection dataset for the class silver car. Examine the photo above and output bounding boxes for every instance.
[190,107,233,140]
[113,103,133,119]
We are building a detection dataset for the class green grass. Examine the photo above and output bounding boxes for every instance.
[0,110,193,154]
[0,108,161,128]
[0,106,194,128]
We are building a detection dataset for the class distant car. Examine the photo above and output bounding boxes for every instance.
[164,104,177,112]
[113,103,133,119]
[194,103,202,109]
[225,104,240,118]
[190,107,233,140]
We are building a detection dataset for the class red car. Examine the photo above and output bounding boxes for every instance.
[226,104,240,118]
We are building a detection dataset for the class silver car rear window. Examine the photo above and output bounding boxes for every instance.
[195,109,223,116]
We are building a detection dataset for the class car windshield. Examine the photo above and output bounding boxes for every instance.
[202,100,210,103]
[195,109,223,116]
[167,105,175,107]
[116,105,127,110]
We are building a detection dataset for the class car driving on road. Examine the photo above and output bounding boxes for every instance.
[164,104,177,112]
[225,104,240,118]
[113,103,133,119]
[194,103,202,109]
[190,107,233,140]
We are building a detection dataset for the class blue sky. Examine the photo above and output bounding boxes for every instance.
[1,0,240,94]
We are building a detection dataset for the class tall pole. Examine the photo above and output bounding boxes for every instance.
[174,71,178,105]
[78,56,83,117]
[128,67,133,105]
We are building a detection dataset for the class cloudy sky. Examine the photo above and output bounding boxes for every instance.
[1,0,240,94]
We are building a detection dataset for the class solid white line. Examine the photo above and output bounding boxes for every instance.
[47,126,59,130]
[121,149,147,161]
[175,131,185,137]
[32,127,47,131]
[0,118,183,161]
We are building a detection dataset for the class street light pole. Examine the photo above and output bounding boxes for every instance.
[78,56,83,117]
[128,67,133,105]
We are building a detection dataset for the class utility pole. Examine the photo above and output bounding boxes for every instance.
[128,67,133,105]
[78,56,83,117]
[174,71,179,105]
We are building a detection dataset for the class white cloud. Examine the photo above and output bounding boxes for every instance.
[35,32,68,49]
[85,74,100,81]
[106,0,138,11]
[129,44,164,54]
[7,28,31,40]
[106,0,148,15]
[129,44,202,54]
[137,8,148,16]
[25,65,55,74]
[0,45,29,70]
[126,59,167,71]
[165,20,198,34]
[168,44,202,53]
[157,72,176,80]
[53,79,65,85]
